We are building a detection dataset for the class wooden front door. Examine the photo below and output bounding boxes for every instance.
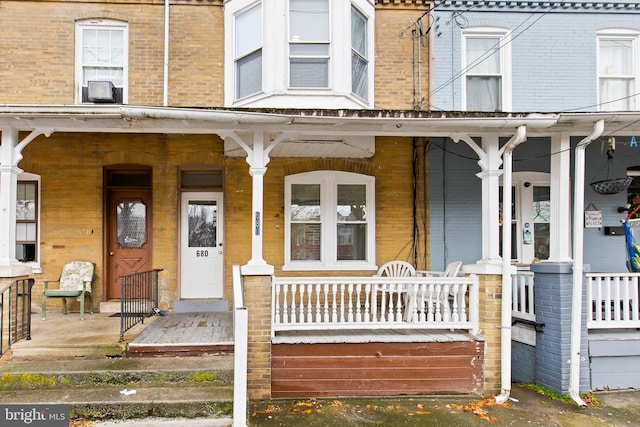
[106,189,152,300]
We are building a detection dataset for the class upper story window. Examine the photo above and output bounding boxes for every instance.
[284,171,375,271]
[462,28,511,112]
[76,19,128,104]
[351,5,368,100]
[235,3,263,99]
[289,0,330,88]
[598,30,639,111]
[225,0,374,109]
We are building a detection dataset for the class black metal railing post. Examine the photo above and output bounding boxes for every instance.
[119,269,162,342]
[1,278,35,356]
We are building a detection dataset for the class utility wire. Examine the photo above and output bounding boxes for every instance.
[428,3,558,102]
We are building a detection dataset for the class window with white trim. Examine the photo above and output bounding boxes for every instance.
[235,3,263,99]
[289,0,330,88]
[598,30,639,111]
[284,171,375,271]
[76,19,128,104]
[462,28,511,112]
[351,5,368,100]
[224,0,373,108]
[15,173,41,266]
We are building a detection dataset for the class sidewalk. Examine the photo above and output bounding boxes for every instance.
[85,384,640,427]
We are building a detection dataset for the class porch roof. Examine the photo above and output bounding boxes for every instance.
[1,105,640,139]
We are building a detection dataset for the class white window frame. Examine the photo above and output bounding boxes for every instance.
[234,1,263,100]
[288,0,331,89]
[16,172,42,272]
[351,4,368,101]
[284,171,375,271]
[75,19,128,104]
[461,27,512,112]
[597,29,639,112]
[224,0,374,108]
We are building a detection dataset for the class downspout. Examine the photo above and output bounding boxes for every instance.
[570,119,604,406]
[495,125,527,404]
[163,0,169,106]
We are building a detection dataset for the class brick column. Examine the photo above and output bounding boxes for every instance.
[243,275,272,400]
[531,262,589,394]
[476,273,503,394]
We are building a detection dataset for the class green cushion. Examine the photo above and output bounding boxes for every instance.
[44,290,83,297]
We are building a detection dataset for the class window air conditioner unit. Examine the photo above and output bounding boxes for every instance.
[87,81,115,102]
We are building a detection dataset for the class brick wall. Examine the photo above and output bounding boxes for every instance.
[21,132,416,310]
[478,273,502,394]
[0,0,223,106]
[374,1,431,110]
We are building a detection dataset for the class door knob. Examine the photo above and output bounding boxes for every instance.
[109,252,115,256]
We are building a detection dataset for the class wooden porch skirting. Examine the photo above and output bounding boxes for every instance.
[271,332,484,398]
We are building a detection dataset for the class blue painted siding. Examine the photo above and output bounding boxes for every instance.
[432,7,640,113]
[429,134,638,272]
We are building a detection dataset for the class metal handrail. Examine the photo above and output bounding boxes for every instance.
[1,278,35,356]
[119,269,162,342]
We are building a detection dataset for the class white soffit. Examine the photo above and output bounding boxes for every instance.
[223,135,375,158]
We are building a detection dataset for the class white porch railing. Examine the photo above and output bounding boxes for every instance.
[587,273,640,329]
[512,271,535,322]
[272,275,480,335]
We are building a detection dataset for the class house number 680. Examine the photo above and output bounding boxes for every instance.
[196,250,209,257]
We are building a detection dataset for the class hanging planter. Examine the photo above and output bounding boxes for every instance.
[590,176,633,195]
[589,139,631,195]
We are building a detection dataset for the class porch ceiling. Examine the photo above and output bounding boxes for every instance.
[1,105,640,142]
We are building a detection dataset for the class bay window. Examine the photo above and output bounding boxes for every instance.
[224,0,373,108]
[285,171,375,270]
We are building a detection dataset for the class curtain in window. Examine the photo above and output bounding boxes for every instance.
[599,39,633,111]
[465,37,501,111]
[467,76,501,111]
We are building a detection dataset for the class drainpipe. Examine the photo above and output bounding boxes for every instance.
[570,119,604,406]
[163,0,169,106]
[495,125,527,404]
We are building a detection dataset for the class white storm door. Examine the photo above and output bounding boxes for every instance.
[180,192,224,299]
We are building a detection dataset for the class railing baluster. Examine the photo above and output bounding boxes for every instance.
[270,275,480,334]
[119,269,162,342]
[1,278,35,356]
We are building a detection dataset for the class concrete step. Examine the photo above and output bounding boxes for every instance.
[0,355,235,421]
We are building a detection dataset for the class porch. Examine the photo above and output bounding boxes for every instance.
[5,310,234,360]
[269,273,486,397]
[511,270,640,391]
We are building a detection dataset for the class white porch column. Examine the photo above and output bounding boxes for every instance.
[222,130,289,276]
[0,127,44,276]
[0,128,20,269]
[243,132,274,275]
[452,133,503,269]
[549,133,572,262]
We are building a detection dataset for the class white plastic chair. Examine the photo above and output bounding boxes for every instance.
[375,260,416,277]
[416,261,462,278]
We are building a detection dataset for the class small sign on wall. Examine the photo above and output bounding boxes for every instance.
[584,209,602,228]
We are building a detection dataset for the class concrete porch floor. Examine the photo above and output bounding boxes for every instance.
[4,309,234,360]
